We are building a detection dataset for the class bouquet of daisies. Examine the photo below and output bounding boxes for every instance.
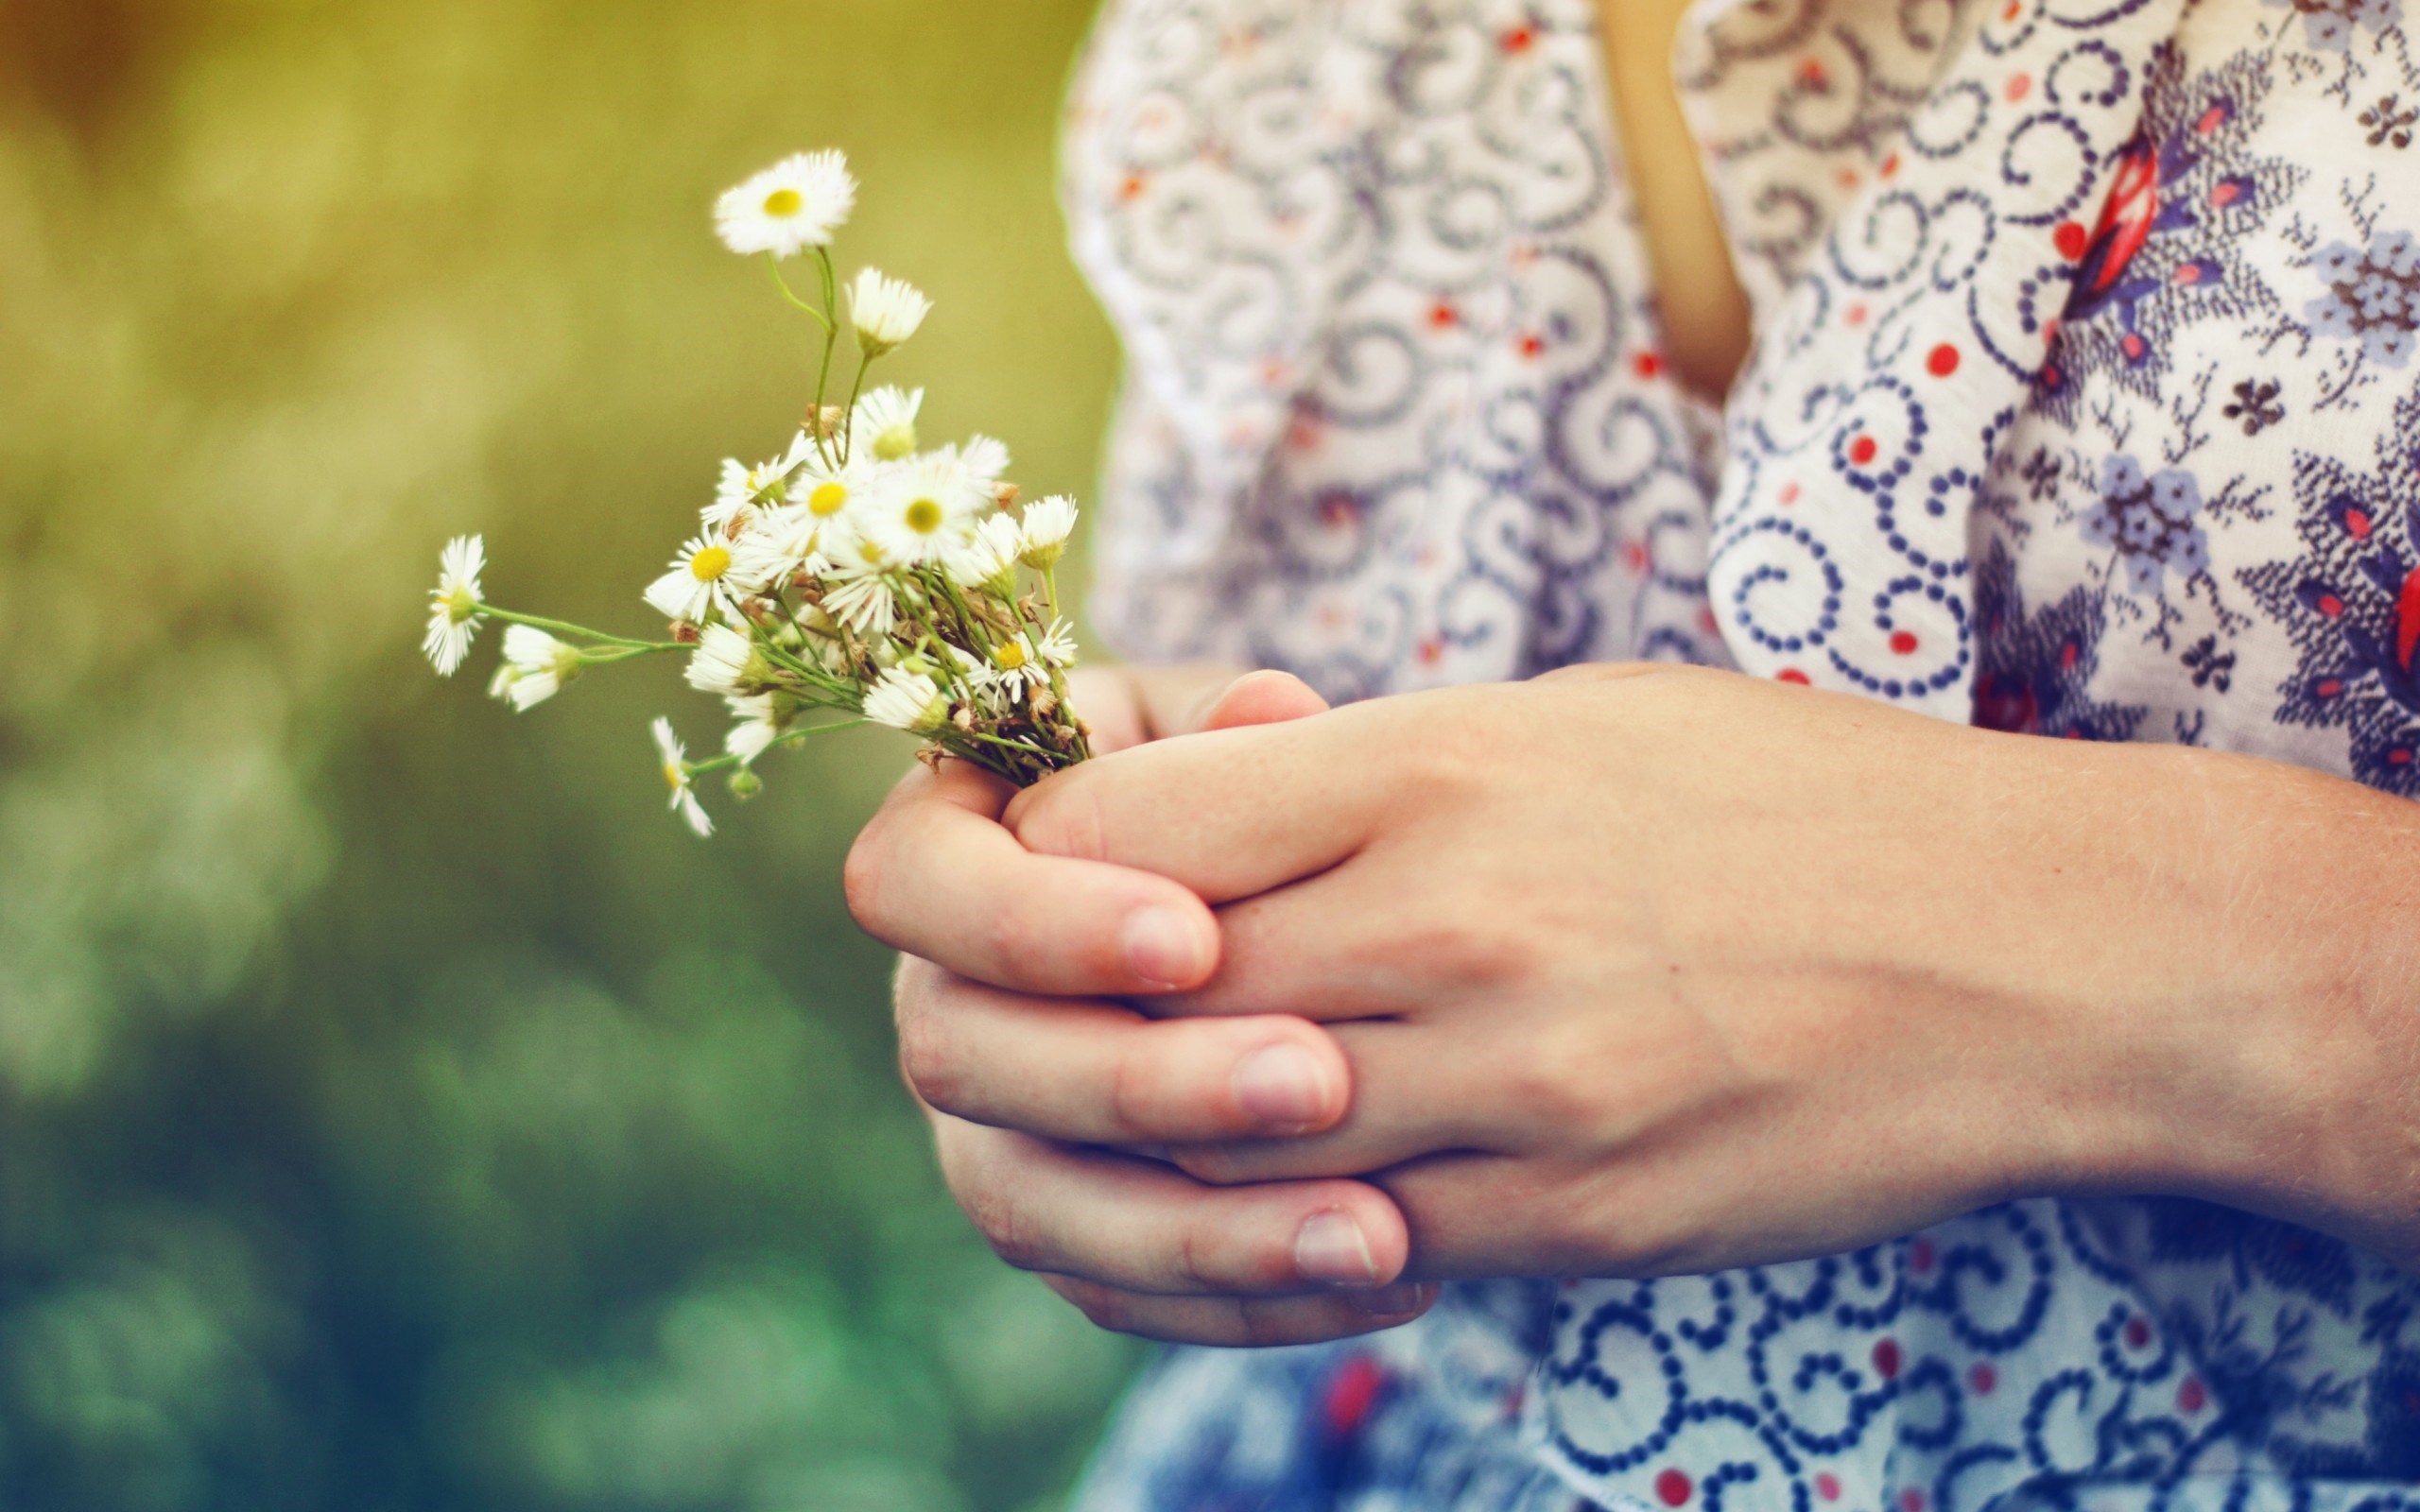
[421,150,1088,835]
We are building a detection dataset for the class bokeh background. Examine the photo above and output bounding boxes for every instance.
[0,0,1141,1506]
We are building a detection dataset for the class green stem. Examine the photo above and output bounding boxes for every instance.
[808,246,842,470]
[765,254,831,329]
[478,605,681,652]
[683,717,868,778]
[838,350,873,466]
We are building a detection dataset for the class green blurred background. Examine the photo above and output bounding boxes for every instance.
[0,0,1142,1506]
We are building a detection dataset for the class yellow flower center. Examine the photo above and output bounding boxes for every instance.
[872,424,916,462]
[993,641,1028,671]
[690,545,732,580]
[858,540,890,566]
[443,586,477,624]
[762,188,804,218]
[662,761,684,793]
[809,481,849,516]
[905,498,944,535]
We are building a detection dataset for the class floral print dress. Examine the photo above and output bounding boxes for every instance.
[1058,0,2420,1505]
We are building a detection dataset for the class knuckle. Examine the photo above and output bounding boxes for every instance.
[1104,1040,1171,1143]
[891,997,963,1113]
[973,899,1031,982]
[1011,772,1111,864]
[1171,1222,1215,1293]
[1502,1030,1603,1134]
[956,1176,1046,1272]
[1057,1279,1147,1337]
[1382,712,1492,811]
[841,824,888,930]
[1376,910,1543,996]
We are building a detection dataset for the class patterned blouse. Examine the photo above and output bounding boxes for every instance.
[1057,0,2420,1506]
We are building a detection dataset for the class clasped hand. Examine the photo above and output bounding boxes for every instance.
[847,662,2411,1346]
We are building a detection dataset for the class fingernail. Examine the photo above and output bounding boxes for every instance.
[1344,1281,1431,1316]
[1234,1042,1331,1129]
[1294,1208,1378,1285]
[1122,905,1206,988]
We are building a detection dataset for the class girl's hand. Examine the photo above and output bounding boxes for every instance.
[1002,663,2420,1281]
[853,664,1441,1345]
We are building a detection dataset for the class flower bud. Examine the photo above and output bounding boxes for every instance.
[670,621,702,645]
[727,768,764,800]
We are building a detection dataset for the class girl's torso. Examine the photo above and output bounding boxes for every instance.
[1062,0,2420,1503]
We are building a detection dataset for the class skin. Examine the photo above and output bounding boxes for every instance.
[855,664,2420,1346]
[843,3,2420,1345]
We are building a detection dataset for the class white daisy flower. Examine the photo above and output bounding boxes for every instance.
[684,623,759,696]
[861,668,950,734]
[1018,495,1079,569]
[849,266,932,355]
[651,717,714,837]
[862,449,989,566]
[853,385,923,462]
[956,434,1011,495]
[1032,616,1079,668]
[704,435,814,533]
[488,625,583,711]
[644,532,746,625]
[989,618,1078,700]
[423,534,487,675]
[713,150,855,259]
[945,510,1025,593]
[822,558,900,637]
[724,693,797,765]
[759,450,875,565]
[724,504,821,592]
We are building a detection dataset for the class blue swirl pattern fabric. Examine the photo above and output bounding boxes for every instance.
[1059,0,2420,1505]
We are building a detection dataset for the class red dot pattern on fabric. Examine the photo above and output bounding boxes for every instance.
[1657,1469,1694,1506]
[1874,1337,1903,1380]
[1970,1362,1997,1394]
[1851,436,1879,466]
[1322,1355,1385,1438]
[1902,1489,1928,1512]
[1817,1473,1842,1502]
[2125,1316,2152,1349]
[2055,221,2089,260]
[1778,668,1811,684]
[1500,26,1534,53]
[1891,630,1919,655]
[1928,343,1962,377]
[2179,1377,2208,1413]
[1636,351,1665,378]
[2006,73,2031,101]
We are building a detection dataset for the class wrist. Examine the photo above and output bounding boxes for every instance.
[2037,742,2420,1262]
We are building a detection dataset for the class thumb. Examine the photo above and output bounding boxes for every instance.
[1183,669,1331,734]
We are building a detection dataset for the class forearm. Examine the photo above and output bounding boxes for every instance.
[2017,735,2420,1264]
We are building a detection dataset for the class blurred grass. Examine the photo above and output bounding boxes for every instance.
[0,0,1139,1506]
